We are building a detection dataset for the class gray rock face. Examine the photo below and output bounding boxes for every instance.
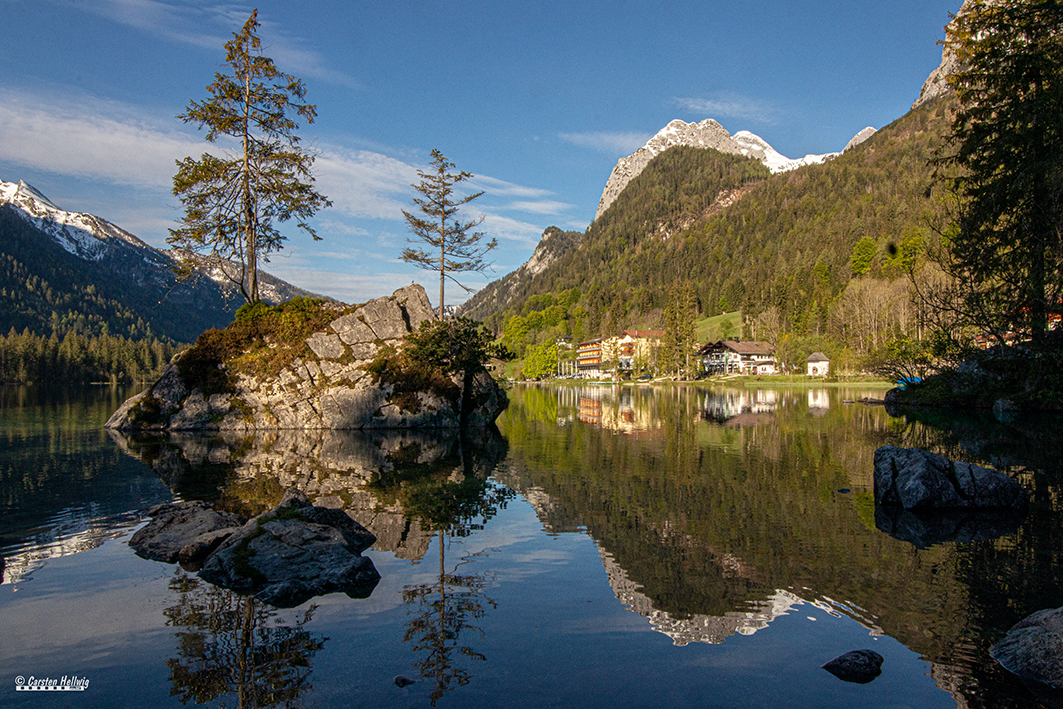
[106,283,508,431]
[912,0,976,109]
[873,446,1026,510]
[822,649,884,684]
[198,488,380,608]
[991,607,1063,690]
[129,501,245,563]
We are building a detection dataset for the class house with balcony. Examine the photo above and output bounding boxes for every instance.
[698,340,777,375]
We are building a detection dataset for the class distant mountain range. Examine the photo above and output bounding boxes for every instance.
[0,180,320,343]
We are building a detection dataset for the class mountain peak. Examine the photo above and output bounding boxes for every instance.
[594,121,863,220]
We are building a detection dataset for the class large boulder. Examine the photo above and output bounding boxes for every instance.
[105,284,507,431]
[129,501,245,563]
[992,607,1063,694]
[873,446,1026,510]
[198,488,380,608]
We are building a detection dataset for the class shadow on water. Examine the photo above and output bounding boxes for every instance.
[496,383,1063,708]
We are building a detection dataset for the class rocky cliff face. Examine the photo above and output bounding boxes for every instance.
[106,284,507,430]
[912,0,977,109]
[457,226,582,320]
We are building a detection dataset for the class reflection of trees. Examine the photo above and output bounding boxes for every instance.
[378,434,513,705]
[164,571,325,708]
[497,384,1063,708]
[403,543,496,705]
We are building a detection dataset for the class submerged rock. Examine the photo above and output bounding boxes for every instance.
[822,649,884,684]
[129,501,245,563]
[873,446,1026,510]
[992,607,1063,692]
[198,488,380,608]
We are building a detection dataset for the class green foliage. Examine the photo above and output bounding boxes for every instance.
[865,336,935,382]
[364,346,461,413]
[662,280,698,378]
[169,10,330,304]
[176,297,337,395]
[850,236,878,276]
[401,150,497,313]
[522,341,558,379]
[0,327,178,384]
[937,0,1063,342]
[405,317,505,377]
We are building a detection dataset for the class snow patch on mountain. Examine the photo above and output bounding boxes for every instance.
[594,121,870,220]
[1,179,315,305]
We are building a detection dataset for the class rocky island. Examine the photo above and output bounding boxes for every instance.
[106,284,507,431]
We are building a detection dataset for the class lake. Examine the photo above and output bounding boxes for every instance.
[2,382,1061,708]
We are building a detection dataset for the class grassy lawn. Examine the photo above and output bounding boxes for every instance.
[695,310,743,342]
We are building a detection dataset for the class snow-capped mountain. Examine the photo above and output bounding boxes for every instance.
[0,179,322,342]
[595,120,876,220]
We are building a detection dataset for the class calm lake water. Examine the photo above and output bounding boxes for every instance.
[2,382,1062,708]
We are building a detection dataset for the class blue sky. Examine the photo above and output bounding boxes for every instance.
[0,0,962,307]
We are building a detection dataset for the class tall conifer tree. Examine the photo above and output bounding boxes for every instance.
[169,11,330,304]
[939,0,1063,343]
[402,150,497,317]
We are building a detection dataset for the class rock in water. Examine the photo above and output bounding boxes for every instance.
[105,284,508,431]
[992,607,1063,690]
[198,488,380,608]
[129,501,245,563]
[822,649,884,684]
[873,446,1025,510]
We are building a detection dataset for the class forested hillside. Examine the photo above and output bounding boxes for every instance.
[465,97,953,370]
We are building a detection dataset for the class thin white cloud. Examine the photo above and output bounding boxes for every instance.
[558,131,651,155]
[314,145,418,221]
[471,175,554,199]
[53,0,358,87]
[506,200,574,216]
[0,88,203,189]
[674,94,780,125]
[480,213,545,248]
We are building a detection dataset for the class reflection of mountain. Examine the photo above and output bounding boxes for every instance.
[498,384,1063,709]
[109,427,508,562]
[0,386,173,584]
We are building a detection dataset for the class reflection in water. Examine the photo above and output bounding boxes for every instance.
[498,383,1063,709]
[403,540,496,706]
[165,571,325,708]
[111,424,513,706]
[0,385,172,584]
[109,427,509,562]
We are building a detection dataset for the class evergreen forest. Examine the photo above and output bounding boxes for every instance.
[462,97,955,374]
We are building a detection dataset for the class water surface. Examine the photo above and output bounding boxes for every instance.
[2,383,1061,708]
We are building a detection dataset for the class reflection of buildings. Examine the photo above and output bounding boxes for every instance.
[699,389,778,425]
[567,386,663,435]
[807,389,830,413]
